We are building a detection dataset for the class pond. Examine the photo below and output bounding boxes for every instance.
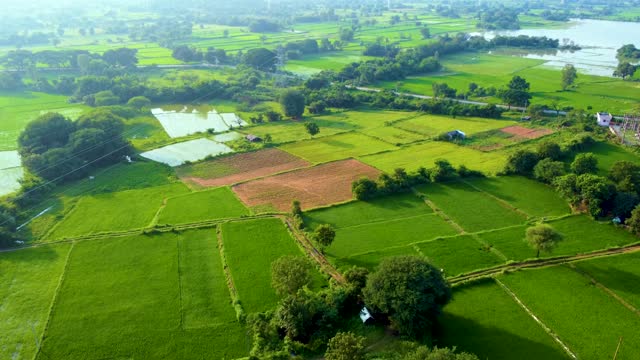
[151,106,247,138]
[0,150,22,197]
[473,19,640,76]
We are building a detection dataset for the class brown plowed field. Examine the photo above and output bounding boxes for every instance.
[177,148,311,187]
[501,126,553,139]
[232,159,382,212]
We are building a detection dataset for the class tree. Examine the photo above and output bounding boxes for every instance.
[243,48,277,72]
[304,122,320,137]
[420,27,431,39]
[525,224,562,258]
[363,256,451,337]
[571,153,598,175]
[344,266,369,291]
[280,90,305,118]
[325,332,365,360]
[613,62,637,79]
[609,161,640,193]
[527,104,545,120]
[314,224,336,248]
[271,256,312,296]
[127,96,151,109]
[501,76,531,108]
[399,345,479,360]
[339,28,355,42]
[102,48,138,67]
[534,158,566,183]
[504,150,539,175]
[626,205,640,235]
[561,64,578,90]
[537,141,562,160]
[352,177,378,200]
[430,159,456,182]
[613,192,640,220]
[18,112,75,156]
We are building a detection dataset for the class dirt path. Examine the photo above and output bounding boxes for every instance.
[449,243,640,285]
[281,215,346,284]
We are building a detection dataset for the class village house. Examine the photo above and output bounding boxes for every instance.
[245,134,262,142]
[596,112,613,127]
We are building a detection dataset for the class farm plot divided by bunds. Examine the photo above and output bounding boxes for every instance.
[232,159,381,212]
[141,138,234,167]
[176,148,311,188]
[151,107,247,138]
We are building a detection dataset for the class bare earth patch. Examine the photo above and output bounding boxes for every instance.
[178,148,311,187]
[501,126,554,140]
[232,159,382,212]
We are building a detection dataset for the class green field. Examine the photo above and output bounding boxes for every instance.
[222,218,320,313]
[573,252,640,310]
[279,131,397,163]
[361,141,508,174]
[38,231,247,359]
[0,244,72,360]
[501,266,640,359]
[49,183,189,239]
[393,114,516,138]
[416,235,504,276]
[416,181,528,232]
[583,142,640,175]
[157,187,249,225]
[438,279,569,359]
[0,92,88,151]
[465,176,571,218]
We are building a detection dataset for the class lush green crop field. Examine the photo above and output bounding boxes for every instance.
[157,187,249,225]
[438,279,569,360]
[327,213,458,259]
[579,141,640,175]
[362,125,426,145]
[49,183,189,239]
[38,231,247,359]
[477,225,534,261]
[500,266,640,359]
[416,181,528,232]
[335,245,420,270]
[465,176,571,218]
[125,115,173,151]
[243,118,355,144]
[0,91,88,151]
[305,192,433,229]
[0,244,72,360]
[393,114,516,138]
[222,218,319,313]
[361,141,508,174]
[547,215,638,256]
[415,235,504,276]
[573,252,640,310]
[280,132,397,164]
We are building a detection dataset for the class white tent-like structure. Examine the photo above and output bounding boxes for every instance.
[359,307,373,323]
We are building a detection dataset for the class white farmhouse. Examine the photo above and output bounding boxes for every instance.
[596,112,613,127]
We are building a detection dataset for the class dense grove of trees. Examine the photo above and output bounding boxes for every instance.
[18,110,131,182]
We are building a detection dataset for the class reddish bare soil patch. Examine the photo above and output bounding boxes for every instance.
[178,148,311,187]
[232,159,381,212]
[501,126,553,139]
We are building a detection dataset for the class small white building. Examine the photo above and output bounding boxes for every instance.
[596,112,613,127]
[359,307,373,324]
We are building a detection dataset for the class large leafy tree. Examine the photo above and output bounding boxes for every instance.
[500,75,531,108]
[613,61,637,79]
[626,205,640,236]
[561,64,578,90]
[18,112,75,156]
[242,48,277,72]
[525,224,562,258]
[363,256,451,338]
[280,89,305,118]
[571,153,598,175]
[271,256,312,296]
[504,150,539,175]
[314,224,336,249]
[325,332,366,360]
[609,161,640,193]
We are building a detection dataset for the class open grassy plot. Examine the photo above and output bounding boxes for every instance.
[327,213,458,259]
[416,181,528,232]
[157,187,249,225]
[178,230,237,329]
[243,118,356,144]
[583,141,640,175]
[500,266,640,359]
[394,114,517,138]
[547,215,639,256]
[233,159,381,212]
[222,218,316,313]
[465,176,571,218]
[0,244,71,360]
[416,235,504,276]
[573,252,640,311]
[305,192,433,229]
[361,141,508,174]
[125,114,173,151]
[49,183,189,239]
[477,225,534,261]
[335,245,421,270]
[280,132,397,164]
[362,125,426,145]
[176,148,310,188]
[437,279,569,360]
[38,232,247,359]
[0,91,88,151]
